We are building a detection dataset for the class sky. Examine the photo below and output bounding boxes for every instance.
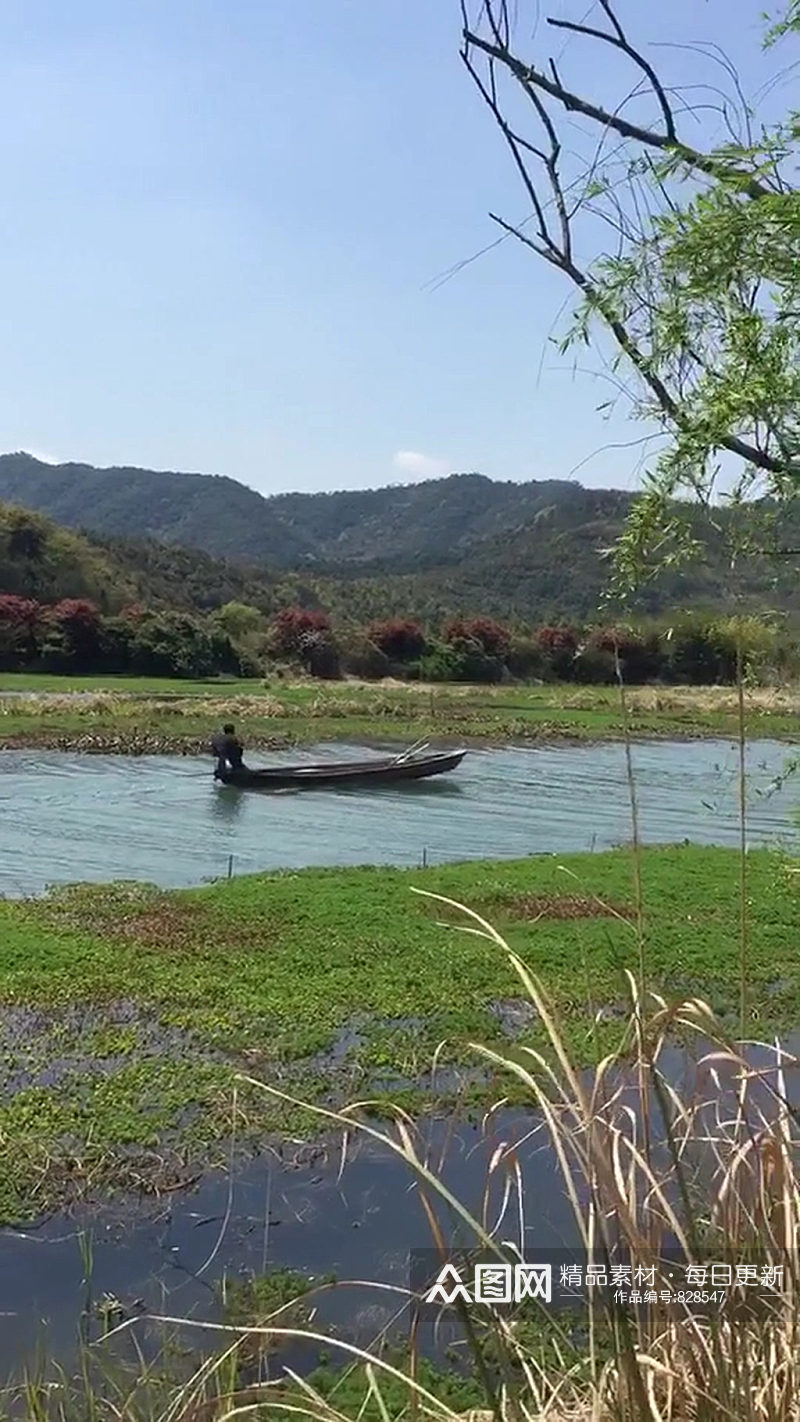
[0,0,790,496]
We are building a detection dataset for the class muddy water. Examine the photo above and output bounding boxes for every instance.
[0,738,798,896]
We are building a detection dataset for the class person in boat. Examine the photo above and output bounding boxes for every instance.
[211,723,246,777]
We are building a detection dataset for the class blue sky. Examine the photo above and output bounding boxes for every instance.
[0,0,786,496]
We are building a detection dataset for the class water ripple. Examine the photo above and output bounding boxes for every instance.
[0,739,797,897]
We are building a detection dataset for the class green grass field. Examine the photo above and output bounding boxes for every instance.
[1,674,799,750]
[0,844,795,1221]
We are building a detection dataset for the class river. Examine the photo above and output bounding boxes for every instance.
[0,738,798,897]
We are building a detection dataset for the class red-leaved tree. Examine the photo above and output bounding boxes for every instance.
[443,617,510,656]
[270,607,332,657]
[536,624,579,681]
[0,595,40,628]
[367,618,426,661]
[44,599,103,671]
[537,625,578,653]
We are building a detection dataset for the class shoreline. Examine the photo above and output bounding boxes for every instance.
[2,723,798,754]
[2,678,800,752]
[1,676,800,756]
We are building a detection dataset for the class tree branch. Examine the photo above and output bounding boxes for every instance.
[463,23,775,199]
[546,14,677,142]
[460,0,799,484]
[490,212,793,478]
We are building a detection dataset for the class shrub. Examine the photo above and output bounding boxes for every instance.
[339,635,391,680]
[420,637,504,684]
[206,623,246,677]
[536,624,579,681]
[506,636,550,681]
[589,625,664,684]
[537,624,579,653]
[417,642,462,683]
[0,594,42,670]
[706,615,781,682]
[573,644,617,684]
[235,648,264,679]
[443,616,510,656]
[366,618,426,661]
[127,611,240,679]
[389,659,422,681]
[39,599,103,673]
[302,630,341,680]
[662,617,739,684]
[99,616,135,674]
[270,607,331,657]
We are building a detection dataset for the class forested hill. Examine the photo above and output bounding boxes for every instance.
[0,501,302,615]
[1,454,800,622]
[0,452,629,571]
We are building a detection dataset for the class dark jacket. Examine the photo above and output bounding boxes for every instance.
[211,731,244,770]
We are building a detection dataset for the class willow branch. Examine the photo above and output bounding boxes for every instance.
[463,17,775,199]
[490,210,793,477]
[462,0,795,476]
[546,14,677,142]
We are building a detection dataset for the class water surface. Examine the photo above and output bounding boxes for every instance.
[1,739,798,896]
[4,1034,800,1380]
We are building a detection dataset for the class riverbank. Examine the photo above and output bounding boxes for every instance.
[0,843,797,1222]
[2,677,800,751]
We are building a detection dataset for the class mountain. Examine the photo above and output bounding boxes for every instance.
[0,453,798,624]
[0,453,623,572]
[0,453,308,566]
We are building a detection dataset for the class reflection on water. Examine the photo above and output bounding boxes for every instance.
[0,738,798,897]
[210,786,245,823]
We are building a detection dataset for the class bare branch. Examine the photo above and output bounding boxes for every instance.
[489,212,552,263]
[545,13,678,142]
[461,49,557,255]
[463,18,776,199]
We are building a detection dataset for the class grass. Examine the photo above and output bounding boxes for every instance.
[2,676,800,751]
[0,844,798,1221]
[12,1343,488,1422]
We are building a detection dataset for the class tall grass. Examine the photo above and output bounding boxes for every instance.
[217,945,798,1421]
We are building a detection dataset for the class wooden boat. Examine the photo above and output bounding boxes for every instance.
[214,746,466,791]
